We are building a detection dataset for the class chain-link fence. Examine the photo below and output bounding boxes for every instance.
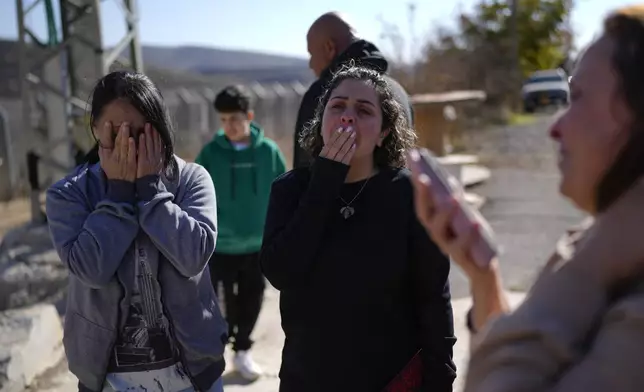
[166,81,307,163]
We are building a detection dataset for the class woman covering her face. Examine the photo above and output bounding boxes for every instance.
[260,64,457,392]
[46,71,227,392]
[411,5,644,392]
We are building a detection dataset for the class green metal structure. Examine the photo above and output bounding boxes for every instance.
[15,0,144,222]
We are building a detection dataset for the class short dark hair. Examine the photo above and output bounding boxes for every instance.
[214,85,252,113]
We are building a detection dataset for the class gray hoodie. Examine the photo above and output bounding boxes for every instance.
[46,156,227,391]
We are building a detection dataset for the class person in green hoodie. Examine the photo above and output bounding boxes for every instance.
[195,85,286,381]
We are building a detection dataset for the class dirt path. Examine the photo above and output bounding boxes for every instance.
[0,197,32,240]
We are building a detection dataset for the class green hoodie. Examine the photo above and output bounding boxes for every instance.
[195,123,286,255]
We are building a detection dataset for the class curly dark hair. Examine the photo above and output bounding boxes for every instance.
[299,64,417,168]
[595,7,644,212]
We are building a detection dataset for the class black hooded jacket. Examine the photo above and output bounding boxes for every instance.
[293,39,414,169]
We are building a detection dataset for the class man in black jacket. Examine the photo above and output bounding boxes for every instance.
[293,12,414,169]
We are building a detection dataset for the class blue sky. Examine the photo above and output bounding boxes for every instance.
[0,0,636,61]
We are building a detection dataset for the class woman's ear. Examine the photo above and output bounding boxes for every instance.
[377,129,390,147]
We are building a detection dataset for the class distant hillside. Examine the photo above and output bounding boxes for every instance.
[136,45,313,83]
[0,40,314,99]
[140,45,307,71]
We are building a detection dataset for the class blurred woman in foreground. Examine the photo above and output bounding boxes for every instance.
[410,5,644,391]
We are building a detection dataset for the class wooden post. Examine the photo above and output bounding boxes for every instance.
[410,91,486,157]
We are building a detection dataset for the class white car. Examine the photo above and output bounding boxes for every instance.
[521,69,570,113]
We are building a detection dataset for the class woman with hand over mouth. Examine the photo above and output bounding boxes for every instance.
[261,64,457,392]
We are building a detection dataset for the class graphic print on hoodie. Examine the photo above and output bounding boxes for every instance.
[110,240,174,370]
[196,122,286,255]
[106,237,192,392]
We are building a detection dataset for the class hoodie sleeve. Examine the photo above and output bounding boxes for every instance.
[260,157,347,290]
[136,164,217,278]
[46,178,139,288]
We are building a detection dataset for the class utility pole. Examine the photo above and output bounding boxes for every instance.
[407,2,417,82]
[563,0,574,72]
[15,0,143,222]
[509,0,520,107]
[377,15,405,65]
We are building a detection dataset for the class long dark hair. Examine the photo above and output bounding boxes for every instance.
[299,64,417,168]
[83,71,178,180]
[596,8,644,212]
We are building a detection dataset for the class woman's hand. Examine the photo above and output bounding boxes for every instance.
[98,122,137,182]
[408,156,488,278]
[137,123,164,178]
[409,152,509,331]
[319,126,356,164]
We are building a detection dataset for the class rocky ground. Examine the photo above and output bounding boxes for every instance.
[2,110,585,392]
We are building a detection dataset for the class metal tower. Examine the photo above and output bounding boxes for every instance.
[15,0,143,222]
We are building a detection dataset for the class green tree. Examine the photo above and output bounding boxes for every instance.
[459,0,569,78]
[382,0,571,110]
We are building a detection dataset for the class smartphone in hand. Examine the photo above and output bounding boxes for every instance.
[413,148,498,268]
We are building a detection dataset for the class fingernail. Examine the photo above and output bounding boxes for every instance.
[337,127,343,133]
[350,132,356,138]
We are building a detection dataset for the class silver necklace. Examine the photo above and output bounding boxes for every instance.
[339,178,370,219]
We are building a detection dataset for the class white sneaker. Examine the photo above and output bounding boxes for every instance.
[233,350,263,381]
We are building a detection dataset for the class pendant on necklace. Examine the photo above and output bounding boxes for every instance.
[340,206,355,219]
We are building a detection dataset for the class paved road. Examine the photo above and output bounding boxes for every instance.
[449,112,585,298]
[33,112,585,392]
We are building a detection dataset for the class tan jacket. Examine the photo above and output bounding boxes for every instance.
[464,180,644,392]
